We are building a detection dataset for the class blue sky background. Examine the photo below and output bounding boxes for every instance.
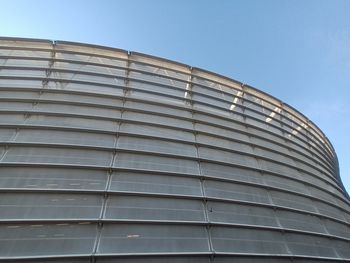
[1,0,349,194]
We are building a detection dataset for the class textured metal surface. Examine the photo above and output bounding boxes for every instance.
[0,37,349,262]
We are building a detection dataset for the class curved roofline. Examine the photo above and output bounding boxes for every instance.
[0,36,335,146]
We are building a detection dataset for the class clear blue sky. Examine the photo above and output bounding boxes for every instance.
[1,0,349,194]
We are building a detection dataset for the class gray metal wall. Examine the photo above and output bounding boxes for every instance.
[0,37,349,262]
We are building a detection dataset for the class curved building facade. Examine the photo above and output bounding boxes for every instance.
[0,37,349,263]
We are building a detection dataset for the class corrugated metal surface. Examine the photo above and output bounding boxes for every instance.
[0,37,349,262]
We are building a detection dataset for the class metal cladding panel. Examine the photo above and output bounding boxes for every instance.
[0,37,349,262]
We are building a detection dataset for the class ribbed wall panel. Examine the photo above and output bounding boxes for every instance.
[0,37,349,262]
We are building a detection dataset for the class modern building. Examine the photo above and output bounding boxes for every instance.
[0,37,349,263]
